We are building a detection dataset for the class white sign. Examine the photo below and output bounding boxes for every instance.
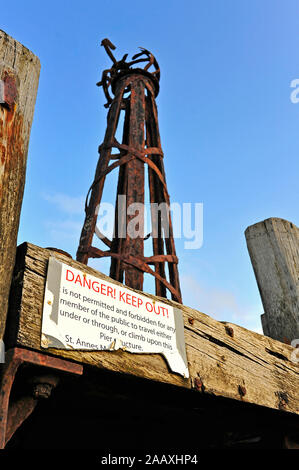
[41,257,189,378]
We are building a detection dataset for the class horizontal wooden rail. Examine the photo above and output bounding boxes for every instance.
[4,242,299,415]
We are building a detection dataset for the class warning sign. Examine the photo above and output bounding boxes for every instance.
[41,257,189,378]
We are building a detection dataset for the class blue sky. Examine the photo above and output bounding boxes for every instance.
[2,0,299,333]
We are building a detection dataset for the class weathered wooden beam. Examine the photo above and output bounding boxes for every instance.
[5,242,299,415]
[0,31,40,340]
[245,218,299,344]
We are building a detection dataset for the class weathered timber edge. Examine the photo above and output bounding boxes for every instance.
[5,242,299,415]
[245,217,299,343]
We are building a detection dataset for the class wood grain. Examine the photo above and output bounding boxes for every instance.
[5,242,299,415]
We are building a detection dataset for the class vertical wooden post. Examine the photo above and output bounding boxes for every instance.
[245,217,299,343]
[0,30,40,340]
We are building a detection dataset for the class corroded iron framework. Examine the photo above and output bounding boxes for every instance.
[0,347,82,448]
[76,39,182,303]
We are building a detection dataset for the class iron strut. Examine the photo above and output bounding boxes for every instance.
[0,347,83,448]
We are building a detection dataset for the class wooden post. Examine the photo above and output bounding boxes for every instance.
[0,30,40,340]
[245,218,299,343]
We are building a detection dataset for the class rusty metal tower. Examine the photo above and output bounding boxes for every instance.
[76,39,182,304]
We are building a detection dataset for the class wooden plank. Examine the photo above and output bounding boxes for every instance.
[5,242,299,415]
[0,30,40,340]
[245,218,299,343]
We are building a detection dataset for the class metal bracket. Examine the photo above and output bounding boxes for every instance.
[0,347,83,448]
[284,433,299,449]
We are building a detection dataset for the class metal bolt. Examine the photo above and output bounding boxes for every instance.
[188,318,194,326]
